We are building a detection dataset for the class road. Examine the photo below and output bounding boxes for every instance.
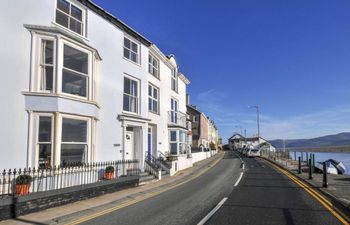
[76,151,346,225]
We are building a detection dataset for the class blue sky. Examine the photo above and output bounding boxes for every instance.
[93,0,350,141]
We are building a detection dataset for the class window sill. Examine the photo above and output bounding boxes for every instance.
[148,73,160,81]
[149,111,160,116]
[22,91,100,108]
[52,22,89,42]
[123,57,141,67]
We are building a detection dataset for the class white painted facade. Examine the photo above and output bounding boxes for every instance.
[0,0,190,170]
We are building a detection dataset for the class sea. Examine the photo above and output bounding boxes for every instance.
[290,152,350,175]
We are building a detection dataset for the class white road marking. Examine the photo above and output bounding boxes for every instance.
[197,197,228,225]
[234,172,244,187]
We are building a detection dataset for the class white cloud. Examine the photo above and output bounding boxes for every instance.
[193,89,350,142]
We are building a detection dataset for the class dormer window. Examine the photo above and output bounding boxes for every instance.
[56,0,85,36]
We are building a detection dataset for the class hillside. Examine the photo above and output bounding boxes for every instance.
[269,132,350,149]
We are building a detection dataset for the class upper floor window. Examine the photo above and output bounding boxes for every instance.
[38,116,53,169]
[62,44,88,97]
[33,35,93,101]
[123,77,139,113]
[148,54,159,78]
[148,84,159,114]
[56,0,85,36]
[123,37,139,64]
[171,69,178,92]
[40,40,54,92]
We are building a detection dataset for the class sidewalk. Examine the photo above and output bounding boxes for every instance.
[267,156,350,211]
[0,152,224,225]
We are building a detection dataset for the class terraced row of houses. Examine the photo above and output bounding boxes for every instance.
[0,0,220,177]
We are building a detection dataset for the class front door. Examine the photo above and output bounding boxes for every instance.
[125,131,134,160]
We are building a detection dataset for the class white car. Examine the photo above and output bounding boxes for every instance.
[247,149,260,157]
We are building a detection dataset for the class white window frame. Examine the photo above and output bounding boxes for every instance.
[148,83,159,114]
[123,75,140,114]
[38,37,56,93]
[123,36,140,64]
[60,114,91,165]
[148,53,159,78]
[169,129,187,155]
[35,113,55,169]
[58,40,92,100]
[171,69,178,92]
[170,98,178,124]
[54,0,86,37]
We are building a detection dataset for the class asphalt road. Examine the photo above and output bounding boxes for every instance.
[207,156,343,225]
[78,151,344,225]
[80,151,242,225]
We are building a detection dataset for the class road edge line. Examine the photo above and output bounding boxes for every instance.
[197,197,228,225]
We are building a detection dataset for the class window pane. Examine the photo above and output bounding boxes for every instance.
[56,10,69,28]
[39,117,52,142]
[39,144,52,169]
[131,52,137,63]
[124,78,131,94]
[153,100,158,113]
[153,59,158,67]
[170,131,177,141]
[64,45,88,74]
[148,98,152,111]
[131,42,138,52]
[57,0,69,14]
[62,118,87,142]
[70,18,82,35]
[124,48,130,59]
[170,143,177,154]
[123,94,130,111]
[62,69,87,97]
[42,40,54,64]
[149,55,152,63]
[153,88,158,99]
[131,80,138,96]
[61,144,86,165]
[42,66,53,91]
[130,96,137,113]
[124,38,131,49]
[148,85,152,96]
[71,4,82,21]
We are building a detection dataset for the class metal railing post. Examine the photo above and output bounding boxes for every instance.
[323,162,328,188]
[308,158,313,180]
[298,157,301,174]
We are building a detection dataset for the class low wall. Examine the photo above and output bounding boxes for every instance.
[192,150,217,164]
[0,176,139,221]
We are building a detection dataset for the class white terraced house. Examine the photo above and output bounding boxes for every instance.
[0,0,192,175]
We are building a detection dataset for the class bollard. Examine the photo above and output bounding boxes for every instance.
[323,161,328,188]
[301,152,303,162]
[298,157,301,174]
[312,154,315,172]
[308,158,313,179]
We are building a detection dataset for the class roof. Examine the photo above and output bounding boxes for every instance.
[79,0,152,46]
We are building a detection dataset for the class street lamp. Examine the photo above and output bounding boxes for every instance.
[248,106,260,150]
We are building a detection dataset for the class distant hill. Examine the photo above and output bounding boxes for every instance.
[269,132,350,149]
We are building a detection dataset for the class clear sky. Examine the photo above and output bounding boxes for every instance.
[93,0,350,141]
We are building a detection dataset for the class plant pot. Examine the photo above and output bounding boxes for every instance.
[104,172,114,180]
[15,184,31,195]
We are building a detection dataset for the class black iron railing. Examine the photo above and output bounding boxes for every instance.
[0,160,139,198]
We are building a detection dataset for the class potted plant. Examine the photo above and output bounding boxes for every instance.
[104,166,114,180]
[15,174,32,195]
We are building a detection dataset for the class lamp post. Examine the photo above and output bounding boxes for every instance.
[249,106,260,150]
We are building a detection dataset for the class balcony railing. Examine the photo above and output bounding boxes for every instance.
[168,110,187,128]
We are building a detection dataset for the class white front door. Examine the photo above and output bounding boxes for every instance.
[125,131,134,160]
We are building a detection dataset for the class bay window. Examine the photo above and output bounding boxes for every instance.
[33,35,93,100]
[33,113,92,168]
[169,130,187,155]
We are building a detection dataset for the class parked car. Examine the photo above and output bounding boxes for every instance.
[247,149,260,157]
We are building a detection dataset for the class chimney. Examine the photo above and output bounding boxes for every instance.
[186,94,190,105]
